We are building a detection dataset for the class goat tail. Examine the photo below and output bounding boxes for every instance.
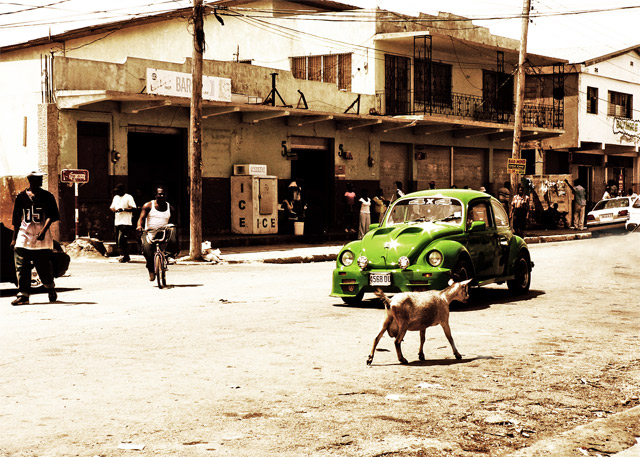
[374,288,391,310]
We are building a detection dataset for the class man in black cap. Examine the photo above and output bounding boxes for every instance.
[10,170,60,305]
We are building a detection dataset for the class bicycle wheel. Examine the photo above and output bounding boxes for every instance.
[154,250,163,289]
[160,254,167,287]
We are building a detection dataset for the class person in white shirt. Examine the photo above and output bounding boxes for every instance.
[137,186,178,281]
[358,189,371,240]
[390,181,405,203]
[110,184,136,263]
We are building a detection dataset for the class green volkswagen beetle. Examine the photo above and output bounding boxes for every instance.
[331,189,532,305]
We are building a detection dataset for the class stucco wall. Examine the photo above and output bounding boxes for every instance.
[0,59,43,176]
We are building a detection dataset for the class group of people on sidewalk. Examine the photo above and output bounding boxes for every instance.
[8,172,179,305]
[344,181,406,240]
[342,178,594,239]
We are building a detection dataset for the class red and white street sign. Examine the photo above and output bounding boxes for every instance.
[61,169,90,184]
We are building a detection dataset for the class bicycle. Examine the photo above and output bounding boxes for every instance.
[144,224,175,289]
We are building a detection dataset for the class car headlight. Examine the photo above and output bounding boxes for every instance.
[427,250,443,267]
[340,250,354,266]
[357,256,369,269]
[398,256,410,270]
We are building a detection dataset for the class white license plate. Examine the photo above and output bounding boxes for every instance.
[599,213,613,221]
[369,272,391,286]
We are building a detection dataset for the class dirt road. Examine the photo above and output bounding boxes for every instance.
[1,234,639,456]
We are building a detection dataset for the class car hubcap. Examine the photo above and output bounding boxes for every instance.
[516,259,529,287]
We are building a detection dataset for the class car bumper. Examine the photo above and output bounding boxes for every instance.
[331,266,452,298]
[587,220,627,231]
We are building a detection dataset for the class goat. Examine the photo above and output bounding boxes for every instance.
[367,279,471,365]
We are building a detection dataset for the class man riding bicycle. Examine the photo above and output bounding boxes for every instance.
[136,185,179,281]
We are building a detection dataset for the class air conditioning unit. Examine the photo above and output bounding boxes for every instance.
[233,164,267,176]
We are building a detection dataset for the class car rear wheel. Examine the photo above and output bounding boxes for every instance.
[507,254,531,294]
[341,290,364,306]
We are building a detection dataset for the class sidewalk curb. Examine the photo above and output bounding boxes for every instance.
[507,405,640,457]
[85,232,591,265]
[524,232,592,244]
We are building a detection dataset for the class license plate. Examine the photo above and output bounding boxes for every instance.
[600,213,613,221]
[369,272,391,286]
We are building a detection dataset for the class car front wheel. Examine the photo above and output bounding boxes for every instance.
[452,259,472,282]
[507,254,531,294]
[341,290,364,306]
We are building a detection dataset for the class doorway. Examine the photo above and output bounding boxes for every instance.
[578,165,593,207]
[77,121,111,239]
[289,137,333,236]
[127,129,188,229]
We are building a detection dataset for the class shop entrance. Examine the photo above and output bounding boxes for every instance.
[77,121,111,240]
[127,128,188,229]
[578,165,593,207]
[289,137,334,236]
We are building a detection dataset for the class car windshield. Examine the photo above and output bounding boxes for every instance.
[386,197,463,226]
[592,198,630,211]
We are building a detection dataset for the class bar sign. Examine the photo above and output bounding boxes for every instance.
[507,158,526,174]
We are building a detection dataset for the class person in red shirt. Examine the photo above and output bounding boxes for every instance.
[343,183,356,233]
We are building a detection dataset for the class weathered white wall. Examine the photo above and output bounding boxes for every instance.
[579,52,640,147]
[0,60,43,176]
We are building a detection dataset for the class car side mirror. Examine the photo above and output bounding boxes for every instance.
[469,220,486,232]
[368,223,379,231]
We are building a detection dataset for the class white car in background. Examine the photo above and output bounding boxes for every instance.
[586,196,638,233]
[625,197,640,232]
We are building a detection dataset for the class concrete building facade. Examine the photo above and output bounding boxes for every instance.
[542,45,640,207]
[0,0,565,241]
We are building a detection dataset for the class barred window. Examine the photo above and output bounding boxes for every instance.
[292,56,306,80]
[587,86,598,114]
[338,54,351,91]
[323,54,337,84]
[608,90,632,118]
[308,56,322,82]
[291,53,352,91]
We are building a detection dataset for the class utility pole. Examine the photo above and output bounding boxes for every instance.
[511,0,532,193]
[189,0,204,260]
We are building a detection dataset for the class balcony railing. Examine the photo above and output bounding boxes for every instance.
[379,91,563,129]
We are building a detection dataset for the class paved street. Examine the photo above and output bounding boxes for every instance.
[1,234,639,456]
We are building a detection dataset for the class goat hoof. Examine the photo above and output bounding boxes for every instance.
[418,353,425,361]
[399,358,409,365]
[455,353,462,360]
[366,356,373,365]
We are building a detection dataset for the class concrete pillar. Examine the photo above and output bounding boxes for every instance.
[38,103,60,240]
[535,143,544,175]
[450,146,454,187]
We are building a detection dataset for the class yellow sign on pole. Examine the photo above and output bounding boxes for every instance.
[507,158,526,174]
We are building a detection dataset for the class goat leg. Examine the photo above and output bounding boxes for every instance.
[418,328,426,361]
[367,315,392,365]
[394,327,409,365]
[441,321,462,360]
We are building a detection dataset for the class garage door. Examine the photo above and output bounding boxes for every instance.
[380,142,411,199]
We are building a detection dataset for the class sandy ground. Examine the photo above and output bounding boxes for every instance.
[0,234,639,456]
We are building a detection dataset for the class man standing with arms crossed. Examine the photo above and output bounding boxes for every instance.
[10,170,60,305]
[110,183,136,263]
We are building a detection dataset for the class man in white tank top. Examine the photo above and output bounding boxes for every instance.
[137,186,178,281]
